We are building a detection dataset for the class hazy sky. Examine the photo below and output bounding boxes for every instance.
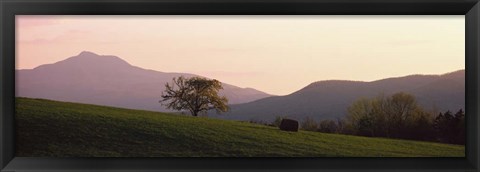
[16,15,464,95]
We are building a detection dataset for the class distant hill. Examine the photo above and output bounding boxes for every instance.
[214,70,465,122]
[16,97,464,157]
[16,51,271,112]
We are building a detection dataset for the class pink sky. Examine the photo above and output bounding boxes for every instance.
[16,15,465,95]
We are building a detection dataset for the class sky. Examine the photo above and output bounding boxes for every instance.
[16,15,465,96]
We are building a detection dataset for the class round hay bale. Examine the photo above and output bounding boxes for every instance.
[279,119,299,132]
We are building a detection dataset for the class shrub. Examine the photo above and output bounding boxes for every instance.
[301,117,318,131]
[272,116,283,127]
[318,119,337,133]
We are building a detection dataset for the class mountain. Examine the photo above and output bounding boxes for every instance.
[214,70,465,122]
[16,51,272,112]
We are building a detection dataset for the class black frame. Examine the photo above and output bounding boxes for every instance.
[1,0,479,171]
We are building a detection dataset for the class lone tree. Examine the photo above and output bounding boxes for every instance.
[160,76,229,116]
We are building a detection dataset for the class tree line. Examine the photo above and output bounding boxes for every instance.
[266,92,465,145]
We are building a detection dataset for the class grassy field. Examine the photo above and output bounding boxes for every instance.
[15,97,465,157]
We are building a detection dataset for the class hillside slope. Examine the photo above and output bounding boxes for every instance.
[16,97,464,157]
[216,70,464,122]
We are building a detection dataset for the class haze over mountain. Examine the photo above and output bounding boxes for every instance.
[16,51,272,112]
[17,51,464,122]
[213,70,465,122]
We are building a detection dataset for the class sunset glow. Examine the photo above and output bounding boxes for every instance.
[16,15,465,95]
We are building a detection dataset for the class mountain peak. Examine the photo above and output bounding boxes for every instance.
[78,51,99,56]
[61,51,132,67]
[31,51,133,71]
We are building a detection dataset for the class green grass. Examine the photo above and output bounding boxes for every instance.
[15,97,465,157]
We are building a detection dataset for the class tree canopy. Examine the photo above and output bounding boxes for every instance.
[160,76,229,116]
[346,92,428,138]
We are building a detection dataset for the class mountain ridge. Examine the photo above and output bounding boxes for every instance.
[17,51,464,122]
[214,70,464,122]
[16,51,272,112]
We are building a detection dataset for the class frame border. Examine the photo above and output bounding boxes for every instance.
[1,0,479,171]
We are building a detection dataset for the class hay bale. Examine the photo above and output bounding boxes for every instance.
[279,119,299,132]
